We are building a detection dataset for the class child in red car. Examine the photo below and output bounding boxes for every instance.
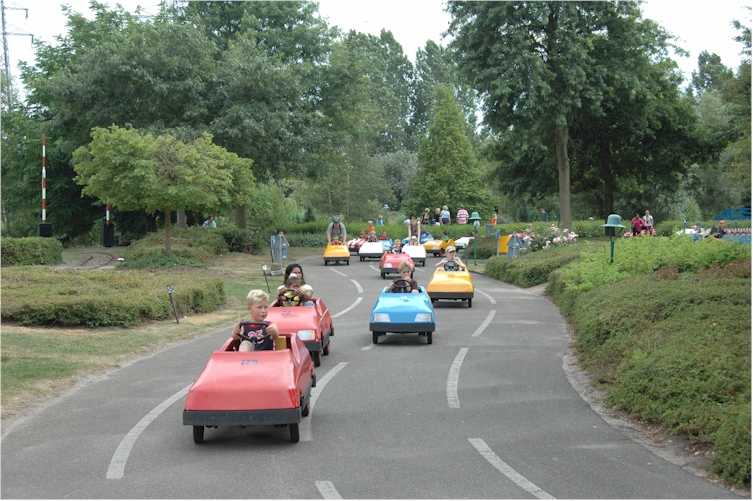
[232,290,280,351]
[387,261,419,294]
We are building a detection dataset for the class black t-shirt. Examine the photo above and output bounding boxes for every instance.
[241,323,273,351]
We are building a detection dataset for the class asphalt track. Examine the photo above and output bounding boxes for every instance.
[0,251,739,499]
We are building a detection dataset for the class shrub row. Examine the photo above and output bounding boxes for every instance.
[484,242,595,287]
[2,237,63,267]
[122,227,229,268]
[1,267,225,327]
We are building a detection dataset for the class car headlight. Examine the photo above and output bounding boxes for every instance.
[414,314,432,322]
[297,330,315,340]
[373,313,391,322]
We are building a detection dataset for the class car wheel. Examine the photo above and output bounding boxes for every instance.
[468,298,472,308]
[346,260,350,266]
[312,350,321,367]
[360,257,364,261]
[330,325,334,337]
[372,331,379,344]
[290,423,300,443]
[427,332,433,344]
[193,426,204,444]
[302,400,310,417]
[381,273,386,279]
[323,340,330,356]
[439,249,444,257]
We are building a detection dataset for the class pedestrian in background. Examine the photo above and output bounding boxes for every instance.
[539,208,549,222]
[456,205,469,225]
[441,205,451,225]
[643,210,654,236]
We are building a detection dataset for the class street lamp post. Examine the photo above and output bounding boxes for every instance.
[602,214,626,264]
[383,204,389,225]
[469,211,482,266]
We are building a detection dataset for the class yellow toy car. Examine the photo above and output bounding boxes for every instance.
[426,260,474,307]
[323,240,350,265]
[423,237,456,257]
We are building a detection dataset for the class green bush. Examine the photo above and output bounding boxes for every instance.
[485,242,594,288]
[122,227,229,268]
[556,236,751,295]
[1,237,63,266]
[1,267,225,327]
[557,269,751,486]
[283,232,328,248]
[216,226,263,254]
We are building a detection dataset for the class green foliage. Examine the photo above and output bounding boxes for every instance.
[283,233,328,248]
[243,181,298,232]
[556,268,751,486]
[1,237,63,266]
[406,85,493,218]
[122,227,228,268]
[1,267,225,327]
[215,226,263,254]
[556,236,752,295]
[304,202,317,223]
[485,242,594,288]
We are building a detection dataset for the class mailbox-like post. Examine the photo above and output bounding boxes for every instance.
[602,214,626,264]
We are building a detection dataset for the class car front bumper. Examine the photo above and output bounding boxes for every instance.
[369,322,435,333]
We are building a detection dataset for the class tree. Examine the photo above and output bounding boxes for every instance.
[448,2,641,229]
[406,85,493,218]
[18,2,218,239]
[409,40,480,152]
[72,126,254,254]
[691,51,734,96]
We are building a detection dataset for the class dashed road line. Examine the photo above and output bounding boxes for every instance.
[468,438,555,499]
[329,268,348,277]
[471,310,496,338]
[107,385,191,479]
[446,348,469,408]
[315,480,343,499]
[350,279,363,293]
[475,289,497,305]
[331,297,363,318]
[301,362,348,441]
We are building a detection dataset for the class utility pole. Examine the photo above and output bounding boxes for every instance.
[1,0,33,81]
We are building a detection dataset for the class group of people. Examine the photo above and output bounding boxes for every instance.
[630,210,655,236]
[418,205,473,227]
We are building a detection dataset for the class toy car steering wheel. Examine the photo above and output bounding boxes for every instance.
[444,260,460,271]
[238,321,271,350]
[391,278,412,293]
[280,288,302,306]
[331,239,342,245]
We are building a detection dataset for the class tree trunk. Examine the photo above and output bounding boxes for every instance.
[235,204,247,229]
[177,209,187,228]
[165,207,172,256]
[599,120,614,218]
[555,127,572,229]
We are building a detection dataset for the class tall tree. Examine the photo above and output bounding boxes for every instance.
[406,85,493,218]
[409,40,479,152]
[73,126,254,254]
[448,2,631,229]
[691,51,734,96]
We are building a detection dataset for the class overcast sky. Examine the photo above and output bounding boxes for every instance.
[4,0,751,88]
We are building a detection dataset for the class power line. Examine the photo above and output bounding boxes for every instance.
[1,0,33,81]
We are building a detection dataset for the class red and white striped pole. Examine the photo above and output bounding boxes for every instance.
[41,135,46,223]
[106,198,110,226]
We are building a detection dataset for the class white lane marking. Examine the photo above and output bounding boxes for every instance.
[468,438,555,499]
[350,279,363,293]
[301,362,348,441]
[471,310,496,338]
[331,297,363,318]
[315,480,343,499]
[362,334,393,350]
[369,265,380,273]
[476,289,497,305]
[329,268,348,277]
[446,348,469,408]
[414,267,426,273]
[107,385,191,479]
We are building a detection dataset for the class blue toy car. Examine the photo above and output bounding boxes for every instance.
[369,281,435,344]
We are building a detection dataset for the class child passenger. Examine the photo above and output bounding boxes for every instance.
[276,263,314,305]
[387,261,419,294]
[436,246,466,271]
[390,240,403,253]
[232,290,280,351]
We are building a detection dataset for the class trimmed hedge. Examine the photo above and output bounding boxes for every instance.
[1,267,225,327]
[122,227,228,268]
[2,237,63,267]
[485,242,595,288]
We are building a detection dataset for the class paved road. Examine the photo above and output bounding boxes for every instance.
[1,252,738,498]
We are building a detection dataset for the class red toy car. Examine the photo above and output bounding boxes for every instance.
[266,298,334,367]
[347,237,367,254]
[183,322,315,444]
[379,252,414,279]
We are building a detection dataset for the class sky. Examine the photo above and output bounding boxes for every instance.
[3,0,751,92]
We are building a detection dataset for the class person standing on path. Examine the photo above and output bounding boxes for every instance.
[643,210,654,236]
[456,205,469,225]
[326,217,347,244]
